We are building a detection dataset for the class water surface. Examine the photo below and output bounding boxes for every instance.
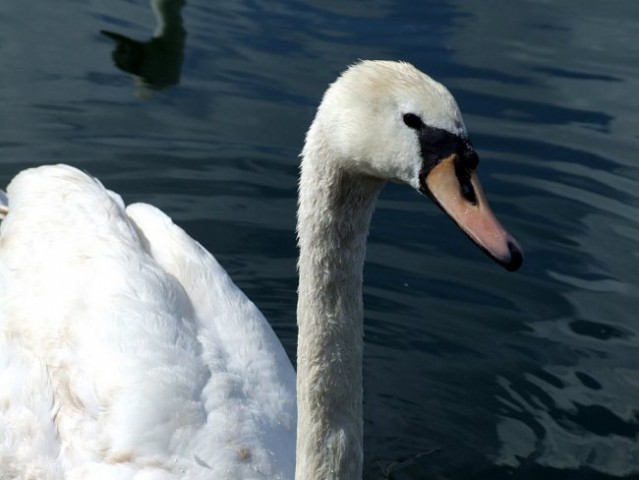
[1,1,639,478]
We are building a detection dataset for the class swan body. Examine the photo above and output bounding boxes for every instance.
[0,167,295,479]
[0,60,522,479]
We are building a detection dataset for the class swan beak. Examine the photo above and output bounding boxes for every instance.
[424,155,523,271]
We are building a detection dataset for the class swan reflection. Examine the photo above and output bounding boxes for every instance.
[101,0,186,96]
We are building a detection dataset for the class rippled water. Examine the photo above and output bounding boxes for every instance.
[2,1,639,478]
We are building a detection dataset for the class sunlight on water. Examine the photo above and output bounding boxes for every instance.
[438,1,639,478]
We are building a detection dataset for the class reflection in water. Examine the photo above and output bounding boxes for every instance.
[101,0,186,97]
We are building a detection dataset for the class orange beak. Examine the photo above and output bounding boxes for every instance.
[424,154,523,271]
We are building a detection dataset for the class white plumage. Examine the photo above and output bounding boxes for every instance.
[0,166,295,479]
[0,60,521,479]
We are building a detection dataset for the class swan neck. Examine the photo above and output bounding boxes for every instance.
[296,150,383,479]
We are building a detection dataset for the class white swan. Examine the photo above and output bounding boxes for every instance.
[0,60,522,479]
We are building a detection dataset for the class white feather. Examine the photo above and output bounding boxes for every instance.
[0,60,518,480]
[0,165,295,479]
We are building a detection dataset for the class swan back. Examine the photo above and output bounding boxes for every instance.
[0,165,296,479]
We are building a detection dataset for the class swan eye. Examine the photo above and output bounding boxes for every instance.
[403,113,423,130]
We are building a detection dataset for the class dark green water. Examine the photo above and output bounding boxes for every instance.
[2,1,639,478]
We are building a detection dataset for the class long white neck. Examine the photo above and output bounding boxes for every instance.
[295,125,384,479]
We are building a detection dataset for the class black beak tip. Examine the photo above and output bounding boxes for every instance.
[503,240,524,272]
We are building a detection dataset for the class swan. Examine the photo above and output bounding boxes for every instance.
[0,60,522,479]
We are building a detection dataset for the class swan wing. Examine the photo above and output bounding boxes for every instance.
[0,164,295,479]
[125,202,297,479]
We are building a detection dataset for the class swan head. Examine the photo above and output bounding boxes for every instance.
[307,60,523,271]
